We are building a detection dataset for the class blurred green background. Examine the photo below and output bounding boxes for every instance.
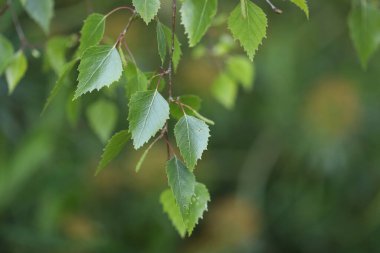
[2,0,380,252]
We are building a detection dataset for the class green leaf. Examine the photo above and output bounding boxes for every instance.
[226,56,255,91]
[174,115,210,170]
[180,0,218,47]
[0,35,14,75]
[184,183,210,235]
[74,45,123,99]
[45,36,73,75]
[86,99,118,143]
[290,0,309,18]
[6,51,28,95]
[78,13,106,56]
[21,0,54,34]
[125,63,148,99]
[160,189,187,238]
[96,130,130,175]
[170,95,202,120]
[166,156,196,217]
[348,0,380,68]
[156,20,167,65]
[161,183,210,237]
[132,0,160,25]
[41,59,78,115]
[128,90,169,149]
[228,1,267,61]
[66,94,81,127]
[162,24,182,71]
[212,73,238,109]
[135,136,160,172]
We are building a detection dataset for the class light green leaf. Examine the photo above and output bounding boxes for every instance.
[78,13,106,56]
[212,73,238,109]
[161,183,210,237]
[0,35,14,75]
[45,36,73,75]
[135,135,160,172]
[226,56,255,91]
[128,90,169,149]
[290,0,309,18]
[125,63,148,99]
[228,1,267,61]
[41,59,78,115]
[6,51,27,95]
[66,94,81,127]
[156,20,167,65]
[160,189,187,238]
[132,0,160,24]
[166,156,196,216]
[180,0,218,47]
[348,0,380,68]
[96,130,130,175]
[184,183,210,235]
[86,99,118,143]
[21,0,54,34]
[74,45,122,99]
[170,95,202,120]
[162,24,182,71]
[174,115,210,170]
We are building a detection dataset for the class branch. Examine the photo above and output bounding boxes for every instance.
[116,12,137,46]
[167,0,177,100]
[163,0,178,160]
[265,0,283,14]
[7,0,31,49]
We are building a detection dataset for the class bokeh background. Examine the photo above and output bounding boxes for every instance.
[1,0,380,252]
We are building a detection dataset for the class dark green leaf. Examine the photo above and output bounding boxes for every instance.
[180,0,218,47]
[78,13,106,56]
[166,156,196,217]
[96,130,130,175]
[156,20,167,65]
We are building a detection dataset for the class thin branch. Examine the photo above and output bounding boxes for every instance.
[167,0,177,100]
[122,40,137,65]
[7,0,31,49]
[265,0,283,14]
[116,12,137,46]
[163,0,178,160]
[105,5,135,18]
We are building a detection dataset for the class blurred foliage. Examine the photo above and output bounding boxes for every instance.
[1,0,380,253]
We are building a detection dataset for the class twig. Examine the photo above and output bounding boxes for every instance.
[116,12,137,46]
[122,40,137,65]
[167,0,177,100]
[265,0,283,14]
[7,0,31,49]
[105,5,135,18]
[163,0,178,160]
